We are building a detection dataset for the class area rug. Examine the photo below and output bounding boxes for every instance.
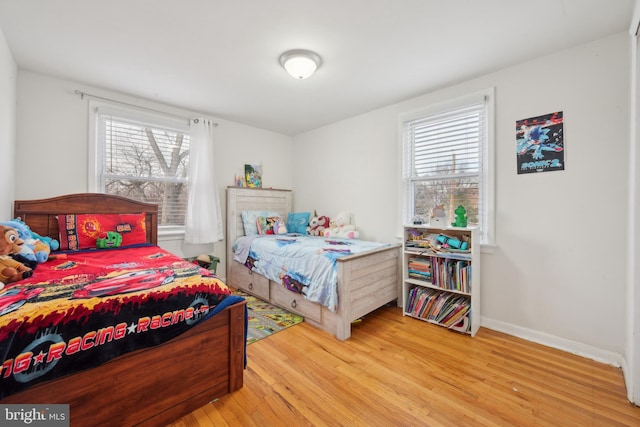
[235,290,304,344]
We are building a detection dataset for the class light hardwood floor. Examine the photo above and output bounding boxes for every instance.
[169,305,640,426]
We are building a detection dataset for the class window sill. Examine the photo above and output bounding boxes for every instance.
[481,243,496,255]
[159,227,186,240]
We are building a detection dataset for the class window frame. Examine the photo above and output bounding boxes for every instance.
[398,88,495,247]
[88,100,192,235]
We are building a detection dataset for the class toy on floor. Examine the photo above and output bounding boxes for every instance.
[0,225,33,287]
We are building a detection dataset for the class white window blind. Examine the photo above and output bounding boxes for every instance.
[403,97,488,241]
[95,108,191,227]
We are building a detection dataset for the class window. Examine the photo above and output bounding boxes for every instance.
[90,102,191,229]
[401,89,494,244]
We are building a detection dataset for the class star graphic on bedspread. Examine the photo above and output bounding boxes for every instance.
[33,350,46,365]
[127,322,137,335]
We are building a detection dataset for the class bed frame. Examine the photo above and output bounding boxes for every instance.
[1,193,246,427]
[226,187,401,340]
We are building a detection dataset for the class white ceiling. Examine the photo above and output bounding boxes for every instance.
[0,0,635,135]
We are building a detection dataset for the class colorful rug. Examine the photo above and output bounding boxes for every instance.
[235,290,304,345]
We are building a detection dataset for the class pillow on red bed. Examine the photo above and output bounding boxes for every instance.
[57,213,147,250]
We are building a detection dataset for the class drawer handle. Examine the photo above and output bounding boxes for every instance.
[248,283,253,290]
[291,299,297,309]
[248,270,253,275]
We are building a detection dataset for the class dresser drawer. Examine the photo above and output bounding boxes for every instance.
[269,281,321,323]
[228,261,270,300]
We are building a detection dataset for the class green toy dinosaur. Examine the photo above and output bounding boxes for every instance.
[451,205,467,228]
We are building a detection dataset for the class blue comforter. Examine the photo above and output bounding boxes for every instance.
[234,234,389,311]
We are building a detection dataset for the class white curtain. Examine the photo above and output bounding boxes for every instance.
[185,118,223,243]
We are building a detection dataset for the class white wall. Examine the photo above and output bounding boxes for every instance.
[294,33,630,363]
[14,71,295,275]
[626,0,640,404]
[0,26,16,219]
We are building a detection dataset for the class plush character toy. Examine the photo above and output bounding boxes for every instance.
[0,225,33,288]
[96,231,123,249]
[0,219,39,269]
[0,218,56,267]
[27,227,60,251]
[307,211,330,236]
[324,212,360,239]
[273,220,288,235]
[14,217,60,251]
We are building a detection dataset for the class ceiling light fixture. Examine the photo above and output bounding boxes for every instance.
[279,49,322,80]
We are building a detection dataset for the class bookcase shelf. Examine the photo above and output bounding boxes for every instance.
[402,224,480,337]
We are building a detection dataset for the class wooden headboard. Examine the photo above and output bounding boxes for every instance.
[13,193,159,245]
[225,187,292,273]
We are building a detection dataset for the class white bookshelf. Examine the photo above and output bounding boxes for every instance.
[402,225,480,337]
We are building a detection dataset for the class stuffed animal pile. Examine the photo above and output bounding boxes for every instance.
[307,211,331,236]
[324,212,360,239]
[0,224,33,288]
[0,218,59,269]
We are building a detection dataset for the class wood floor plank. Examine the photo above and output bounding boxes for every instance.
[168,305,640,427]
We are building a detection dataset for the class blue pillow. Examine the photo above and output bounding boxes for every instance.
[286,212,311,234]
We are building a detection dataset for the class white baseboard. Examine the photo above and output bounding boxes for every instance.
[481,316,624,367]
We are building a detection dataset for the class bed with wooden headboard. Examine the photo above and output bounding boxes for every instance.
[226,187,401,340]
[0,193,246,427]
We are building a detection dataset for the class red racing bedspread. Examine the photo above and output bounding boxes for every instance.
[0,245,234,399]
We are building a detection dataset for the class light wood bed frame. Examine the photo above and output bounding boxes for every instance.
[1,193,246,427]
[226,187,402,340]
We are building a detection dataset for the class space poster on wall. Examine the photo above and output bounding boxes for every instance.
[516,111,564,174]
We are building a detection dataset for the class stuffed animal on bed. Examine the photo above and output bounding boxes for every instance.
[273,220,288,235]
[0,218,56,268]
[0,224,33,287]
[323,212,360,239]
[26,223,60,252]
[307,212,330,237]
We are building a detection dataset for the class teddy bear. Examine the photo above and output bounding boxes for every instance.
[323,212,360,239]
[0,224,34,288]
[306,211,330,236]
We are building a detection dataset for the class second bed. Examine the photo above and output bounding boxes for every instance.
[226,187,401,340]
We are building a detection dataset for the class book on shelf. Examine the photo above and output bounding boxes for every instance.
[442,305,469,327]
[419,291,439,318]
[427,293,449,321]
[439,296,468,325]
[408,256,432,281]
[430,258,471,293]
[449,315,470,333]
[406,286,470,327]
